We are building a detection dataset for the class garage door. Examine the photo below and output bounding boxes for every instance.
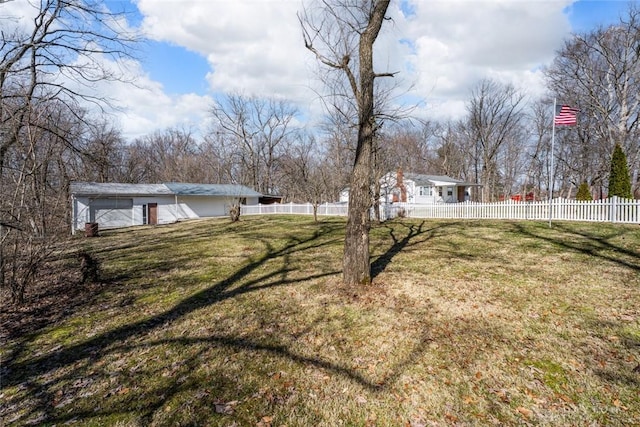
[89,198,134,228]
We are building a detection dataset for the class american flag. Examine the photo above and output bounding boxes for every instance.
[554,105,579,126]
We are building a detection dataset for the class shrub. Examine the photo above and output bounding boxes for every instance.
[608,144,632,199]
[576,181,592,201]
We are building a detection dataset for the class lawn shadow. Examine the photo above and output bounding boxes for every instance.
[510,222,640,390]
[11,218,620,425]
[2,219,383,424]
[512,222,640,273]
[0,264,108,342]
[579,316,640,388]
[1,223,232,345]
[371,220,462,279]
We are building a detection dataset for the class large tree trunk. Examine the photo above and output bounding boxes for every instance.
[344,129,373,285]
[343,1,388,286]
[299,0,391,286]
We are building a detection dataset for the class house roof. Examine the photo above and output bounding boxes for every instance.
[164,183,262,197]
[70,182,172,196]
[383,172,480,188]
[405,173,465,186]
[70,182,262,198]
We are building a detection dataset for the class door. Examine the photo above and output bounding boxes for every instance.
[148,203,158,225]
[457,186,466,202]
[89,198,133,227]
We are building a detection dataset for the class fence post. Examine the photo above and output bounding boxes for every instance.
[610,196,618,223]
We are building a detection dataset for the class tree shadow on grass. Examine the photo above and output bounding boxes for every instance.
[0,221,239,337]
[579,316,640,388]
[3,218,562,425]
[512,222,640,272]
[371,220,462,279]
[1,222,345,415]
[511,222,640,390]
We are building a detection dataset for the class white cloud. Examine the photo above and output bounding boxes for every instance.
[0,0,41,32]
[1,1,213,140]
[59,53,213,139]
[102,62,213,139]
[4,0,579,137]
[392,0,575,120]
[137,0,313,103]
[136,0,576,123]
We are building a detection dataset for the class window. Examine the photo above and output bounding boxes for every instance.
[447,187,453,196]
[419,186,432,196]
[438,188,443,197]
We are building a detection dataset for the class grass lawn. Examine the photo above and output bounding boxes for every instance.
[1,215,639,426]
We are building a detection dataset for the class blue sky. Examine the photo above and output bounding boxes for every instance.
[142,41,210,95]
[6,0,635,138]
[568,0,631,31]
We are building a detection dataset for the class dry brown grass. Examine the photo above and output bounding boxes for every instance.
[1,216,639,426]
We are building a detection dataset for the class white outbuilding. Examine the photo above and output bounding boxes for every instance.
[70,182,262,234]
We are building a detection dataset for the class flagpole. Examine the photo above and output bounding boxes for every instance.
[549,98,556,228]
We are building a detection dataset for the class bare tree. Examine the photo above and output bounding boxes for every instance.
[71,120,129,182]
[465,79,526,201]
[1,0,139,173]
[280,135,334,221]
[209,94,299,194]
[546,4,640,197]
[317,100,358,199]
[1,98,83,303]
[432,120,471,179]
[195,135,234,184]
[525,99,553,200]
[300,0,394,286]
[131,127,200,183]
[0,0,139,303]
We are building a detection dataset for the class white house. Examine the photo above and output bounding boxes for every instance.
[71,182,262,234]
[340,171,479,204]
[381,171,479,204]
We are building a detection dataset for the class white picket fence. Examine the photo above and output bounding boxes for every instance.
[242,196,640,224]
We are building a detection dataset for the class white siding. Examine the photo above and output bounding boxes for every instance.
[175,196,228,218]
[73,196,177,231]
[72,194,261,233]
[405,180,416,203]
[73,197,90,231]
[132,196,180,225]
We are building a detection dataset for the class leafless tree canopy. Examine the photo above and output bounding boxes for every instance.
[1,0,139,303]
[546,4,640,196]
[208,94,300,195]
[465,79,527,201]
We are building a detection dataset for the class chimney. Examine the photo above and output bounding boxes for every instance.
[397,168,407,203]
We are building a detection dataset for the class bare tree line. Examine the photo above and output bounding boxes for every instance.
[0,0,141,302]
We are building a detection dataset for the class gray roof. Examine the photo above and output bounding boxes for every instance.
[164,183,262,197]
[70,182,172,196]
[405,173,465,186]
[70,182,262,197]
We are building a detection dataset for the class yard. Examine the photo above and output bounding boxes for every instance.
[1,216,639,426]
